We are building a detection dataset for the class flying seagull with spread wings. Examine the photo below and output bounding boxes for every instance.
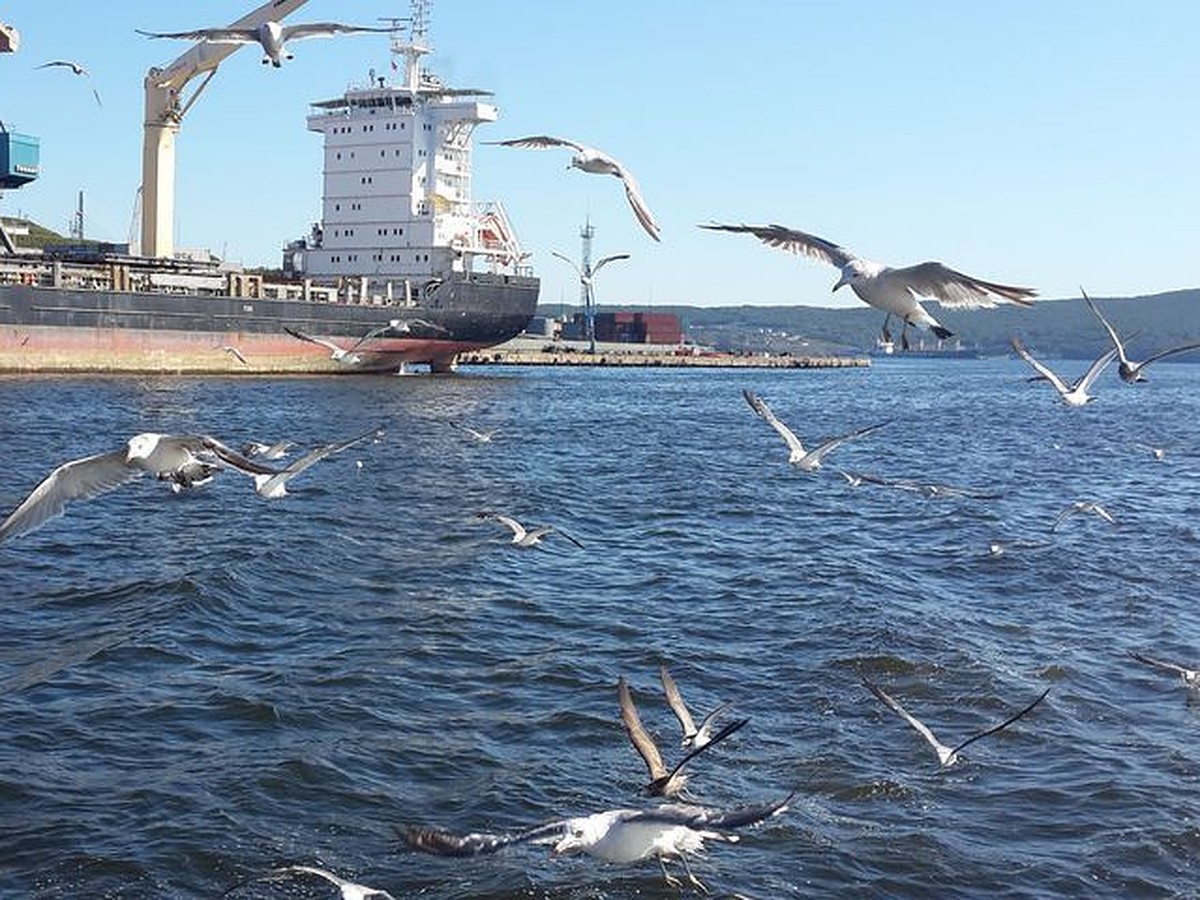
[36,60,102,107]
[1128,650,1200,689]
[252,426,384,499]
[476,510,584,548]
[743,389,885,472]
[489,136,660,241]
[863,676,1050,768]
[1011,336,1118,407]
[135,20,393,68]
[702,223,1035,340]
[284,326,362,365]
[1050,500,1116,531]
[617,675,748,798]
[0,434,275,542]
[1083,289,1200,383]
[234,865,395,900]
[398,792,792,891]
[659,665,734,751]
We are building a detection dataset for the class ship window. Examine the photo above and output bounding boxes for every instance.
[336,152,341,160]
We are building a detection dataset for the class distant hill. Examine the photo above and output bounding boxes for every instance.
[541,290,1200,358]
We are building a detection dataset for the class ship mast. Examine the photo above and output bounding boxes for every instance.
[388,0,431,94]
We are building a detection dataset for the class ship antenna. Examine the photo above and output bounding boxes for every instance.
[383,0,432,93]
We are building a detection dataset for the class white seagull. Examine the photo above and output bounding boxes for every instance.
[1128,650,1200,689]
[476,510,584,548]
[284,326,361,365]
[248,865,395,900]
[1084,289,1200,383]
[398,793,792,891]
[36,60,103,106]
[240,439,295,461]
[659,665,734,751]
[135,20,392,68]
[1011,336,1118,407]
[1051,500,1116,531]
[618,675,748,798]
[863,676,1050,768]
[702,223,1036,339]
[253,426,383,499]
[447,421,497,443]
[489,136,660,241]
[0,434,276,542]
[1134,442,1166,461]
[743,389,886,472]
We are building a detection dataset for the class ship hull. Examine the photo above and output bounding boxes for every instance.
[0,272,538,374]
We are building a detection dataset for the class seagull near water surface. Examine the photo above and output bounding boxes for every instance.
[135,20,393,68]
[232,865,395,900]
[1083,289,1200,383]
[743,389,886,472]
[252,426,384,499]
[488,136,660,242]
[862,676,1050,768]
[398,792,792,891]
[0,433,276,543]
[284,326,361,365]
[702,223,1036,340]
[476,510,584,548]
[1011,336,1118,407]
[1128,651,1200,690]
[617,675,748,798]
[1050,500,1116,531]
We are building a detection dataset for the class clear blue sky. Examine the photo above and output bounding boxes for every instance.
[2,1,1197,309]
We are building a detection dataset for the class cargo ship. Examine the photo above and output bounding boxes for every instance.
[0,1,538,374]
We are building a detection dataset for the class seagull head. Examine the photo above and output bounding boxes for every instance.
[551,814,609,856]
[832,260,871,292]
[125,432,162,463]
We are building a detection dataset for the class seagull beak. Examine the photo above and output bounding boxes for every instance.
[832,275,849,292]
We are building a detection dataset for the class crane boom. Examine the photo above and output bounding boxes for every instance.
[139,0,309,259]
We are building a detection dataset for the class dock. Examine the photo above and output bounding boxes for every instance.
[458,338,869,369]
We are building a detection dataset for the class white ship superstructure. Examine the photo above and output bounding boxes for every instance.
[292,5,526,295]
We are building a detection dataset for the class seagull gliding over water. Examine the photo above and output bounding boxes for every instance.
[243,865,396,900]
[702,223,1036,339]
[742,389,886,472]
[1128,651,1200,689]
[1011,336,1118,407]
[476,510,584,548]
[659,665,734,751]
[489,136,660,241]
[1083,289,1200,383]
[862,676,1050,768]
[1050,501,1116,531]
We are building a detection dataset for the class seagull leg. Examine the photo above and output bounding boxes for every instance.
[900,323,911,352]
[880,313,892,344]
[679,854,710,894]
[658,855,682,888]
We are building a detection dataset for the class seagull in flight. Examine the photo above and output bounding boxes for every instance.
[1128,651,1200,689]
[253,426,383,499]
[489,136,660,241]
[0,434,275,542]
[617,675,748,798]
[1133,442,1166,461]
[1051,500,1116,531]
[220,345,248,366]
[476,510,584,548]
[1083,289,1200,383]
[36,60,102,107]
[240,865,395,900]
[135,20,393,68]
[659,666,734,751]
[1011,336,1118,407]
[742,389,885,472]
[702,223,1036,339]
[862,676,1050,768]
[284,326,361,365]
[446,421,496,443]
[240,439,295,460]
[398,792,792,891]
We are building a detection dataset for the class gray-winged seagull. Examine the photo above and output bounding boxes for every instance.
[398,792,792,891]
[253,426,383,499]
[1083,289,1200,383]
[476,510,583,548]
[283,327,362,365]
[617,675,748,798]
[241,865,395,900]
[659,665,734,751]
[702,223,1036,339]
[135,20,392,68]
[862,676,1050,768]
[0,434,275,542]
[1011,336,1118,407]
[1050,500,1116,531]
[489,136,660,241]
[36,60,103,106]
[1128,650,1200,689]
[743,389,886,472]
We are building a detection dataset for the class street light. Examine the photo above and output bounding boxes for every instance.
[551,249,630,354]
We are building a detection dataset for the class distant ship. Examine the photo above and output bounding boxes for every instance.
[0,1,538,374]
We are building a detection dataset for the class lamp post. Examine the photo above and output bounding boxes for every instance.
[551,248,630,354]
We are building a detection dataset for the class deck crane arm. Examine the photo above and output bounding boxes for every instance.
[139,0,309,259]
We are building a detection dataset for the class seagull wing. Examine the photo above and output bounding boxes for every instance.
[889,262,1037,309]
[805,421,888,467]
[488,135,587,153]
[615,169,661,241]
[38,60,88,74]
[1011,337,1072,396]
[1129,650,1197,678]
[641,791,794,830]
[1075,346,1119,393]
[1135,341,1200,371]
[135,27,258,43]
[282,22,394,41]
[397,819,568,857]
[863,677,952,762]
[0,450,137,542]
[266,425,382,485]
[659,666,698,740]
[700,223,856,270]
[199,436,280,477]
[618,676,667,781]
[742,390,806,458]
[592,253,632,276]
[948,688,1050,760]
[489,513,528,542]
[1082,291,1131,365]
[649,718,750,795]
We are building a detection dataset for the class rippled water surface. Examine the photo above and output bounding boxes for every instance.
[2,359,1200,898]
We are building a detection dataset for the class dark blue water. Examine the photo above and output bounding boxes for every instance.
[2,359,1199,898]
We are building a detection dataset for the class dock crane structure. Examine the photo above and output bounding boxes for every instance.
[139,0,309,259]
